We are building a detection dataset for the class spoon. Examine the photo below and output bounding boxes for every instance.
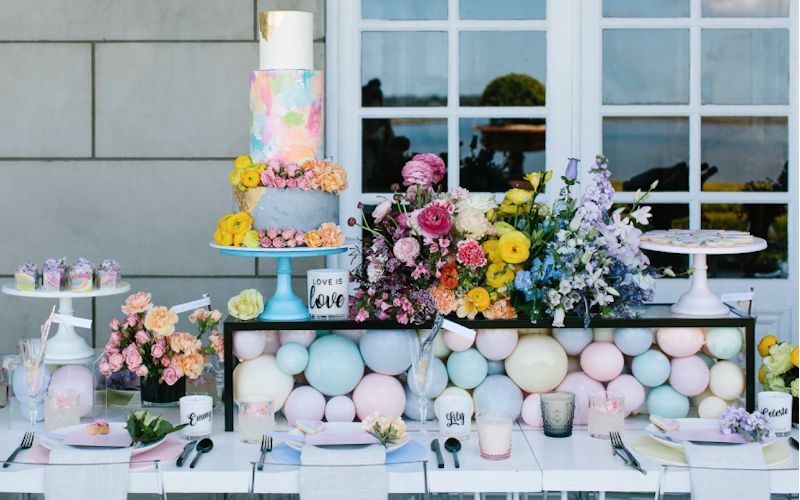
[444,437,461,469]
[189,438,214,469]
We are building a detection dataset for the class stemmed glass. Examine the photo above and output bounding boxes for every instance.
[19,338,46,429]
[408,314,444,436]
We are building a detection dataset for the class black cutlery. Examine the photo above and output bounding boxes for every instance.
[257,435,273,471]
[176,440,197,467]
[444,437,461,469]
[3,432,34,468]
[430,439,444,469]
[189,438,214,469]
[790,437,798,450]
[610,431,646,475]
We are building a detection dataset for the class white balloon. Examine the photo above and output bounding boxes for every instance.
[232,331,267,361]
[552,329,593,356]
[233,355,294,410]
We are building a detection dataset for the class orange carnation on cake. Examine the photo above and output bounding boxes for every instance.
[318,222,344,247]
[305,230,322,248]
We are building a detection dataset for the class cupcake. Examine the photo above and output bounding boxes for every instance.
[69,257,94,292]
[97,259,121,289]
[14,262,37,291]
[42,258,66,291]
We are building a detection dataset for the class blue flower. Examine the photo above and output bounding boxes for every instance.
[565,158,580,181]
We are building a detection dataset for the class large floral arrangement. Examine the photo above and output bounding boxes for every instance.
[229,155,347,194]
[757,335,798,397]
[99,292,223,386]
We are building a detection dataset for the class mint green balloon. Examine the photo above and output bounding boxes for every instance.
[276,342,309,375]
[647,384,689,418]
[305,335,365,396]
[447,348,488,389]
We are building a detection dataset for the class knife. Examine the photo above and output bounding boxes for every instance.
[790,437,799,450]
[176,440,197,467]
[430,439,444,469]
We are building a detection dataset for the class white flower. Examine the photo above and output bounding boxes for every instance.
[457,193,496,213]
[630,206,652,225]
[454,208,492,239]
[367,261,384,282]
[553,308,566,327]
[558,279,572,295]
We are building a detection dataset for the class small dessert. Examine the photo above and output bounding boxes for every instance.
[86,419,110,435]
[705,238,736,248]
[15,262,38,291]
[296,419,324,436]
[97,259,121,289]
[650,415,679,432]
[69,257,94,292]
[42,258,66,291]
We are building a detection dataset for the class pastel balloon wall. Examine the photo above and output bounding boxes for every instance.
[229,326,747,423]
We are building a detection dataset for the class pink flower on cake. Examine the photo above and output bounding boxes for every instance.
[456,238,487,269]
[272,237,286,248]
[281,228,296,240]
[393,237,420,264]
[122,344,142,369]
[161,367,180,386]
[151,341,166,359]
[372,199,392,223]
[318,222,344,247]
[274,177,287,189]
[285,163,300,176]
[286,178,298,188]
[295,232,305,245]
[267,227,280,239]
[260,237,272,248]
[416,205,452,238]
[401,160,435,188]
[297,177,311,190]
[121,292,153,315]
[412,153,445,184]
[144,306,178,339]
[134,329,150,345]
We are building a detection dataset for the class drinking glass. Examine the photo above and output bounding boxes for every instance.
[588,392,624,439]
[476,413,513,460]
[408,332,436,433]
[45,388,81,431]
[237,398,275,443]
[19,339,46,429]
[540,392,575,438]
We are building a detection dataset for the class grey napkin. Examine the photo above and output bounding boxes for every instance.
[683,442,769,500]
[44,447,132,500]
[299,444,388,500]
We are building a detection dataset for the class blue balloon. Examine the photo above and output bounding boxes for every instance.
[447,348,488,389]
[613,328,654,356]
[305,335,365,396]
[359,329,415,376]
[705,327,743,360]
[407,357,448,398]
[631,349,670,387]
[276,342,309,375]
[647,384,689,418]
[487,359,506,375]
[403,384,434,421]
[473,375,523,419]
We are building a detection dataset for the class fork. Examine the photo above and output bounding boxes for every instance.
[3,432,34,468]
[257,435,273,471]
[610,431,646,475]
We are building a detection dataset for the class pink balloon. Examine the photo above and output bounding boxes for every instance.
[656,328,705,357]
[283,386,326,426]
[521,393,544,428]
[279,330,317,347]
[443,329,473,352]
[606,374,645,417]
[475,329,518,361]
[580,342,624,382]
[233,331,267,361]
[325,395,356,422]
[49,365,96,417]
[262,331,281,355]
[556,371,605,425]
[669,356,710,397]
[352,374,406,420]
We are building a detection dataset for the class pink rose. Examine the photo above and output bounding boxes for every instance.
[134,365,149,378]
[393,237,421,264]
[297,177,311,190]
[416,205,452,238]
[267,227,279,239]
[109,331,122,346]
[401,160,435,188]
[122,344,142,369]
[286,178,298,188]
[134,329,150,345]
[161,356,171,367]
[294,232,305,244]
[108,352,124,371]
[274,177,287,189]
[161,367,180,386]
[109,318,120,331]
[272,237,286,248]
[99,360,112,376]
[412,153,446,184]
[151,341,166,359]
[372,199,392,223]
[282,228,296,240]
[285,238,296,247]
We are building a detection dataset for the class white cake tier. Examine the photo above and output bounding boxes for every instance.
[233,187,339,233]
[258,11,314,70]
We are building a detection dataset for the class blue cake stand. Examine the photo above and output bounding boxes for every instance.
[209,242,348,321]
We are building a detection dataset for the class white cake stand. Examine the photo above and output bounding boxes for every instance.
[640,238,766,316]
[2,282,131,364]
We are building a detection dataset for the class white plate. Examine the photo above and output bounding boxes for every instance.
[645,418,774,450]
[284,422,409,453]
[39,422,165,456]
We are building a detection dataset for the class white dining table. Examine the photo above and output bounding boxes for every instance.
[0,401,795,497]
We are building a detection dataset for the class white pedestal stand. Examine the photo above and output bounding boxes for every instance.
[639,238,766,316]
[2,283,131,364]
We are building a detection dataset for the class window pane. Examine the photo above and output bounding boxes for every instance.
[702,204,788,278]
[616,203,690,274]
[701,117,788,192]
[604,0,690,17]
[460,0,545,19]
[460,31,546,106]
[702,29,789,104]
[362,32,447,107]
[603,29,689,104]
[603,117,689,192]
[459,117,546,192]
[702,0,789,17]
[362,118,447,192]
[362,0,447,20]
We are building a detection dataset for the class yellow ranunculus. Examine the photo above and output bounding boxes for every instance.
[233,232,246,246]
[213,228,233,246]
[224,212,254,235]
[234,155,252,170]
[524,171,542,191]
[227,288,264,320]
[242,229,260,248]
[493,221,515,236]
[218,213,234,228]
[229,169,242,186]
[505,188,533,205]
[792,346,799,367]
[496,201,529,216]
[497,230,531,264]
[482,239,502,263]
[758,335,778,357]
[240,169,261,188]
[486,262,515,289]
[467,287,491,312]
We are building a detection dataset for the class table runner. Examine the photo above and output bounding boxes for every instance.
[44,447,132,500]
[298,444,388,500]
[683,442,769,500]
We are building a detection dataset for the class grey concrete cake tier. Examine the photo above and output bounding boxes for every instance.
[234,187,339,233]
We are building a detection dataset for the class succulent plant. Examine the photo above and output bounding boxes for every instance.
[125,410,187,446]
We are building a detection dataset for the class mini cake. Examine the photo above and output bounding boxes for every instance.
[42,258,66,291]
[296,419,324,436]
[97,259,121,289]
[14,262,37,291]
[69,257,94,292]
[85,419,110,435]
[650,415,679,432]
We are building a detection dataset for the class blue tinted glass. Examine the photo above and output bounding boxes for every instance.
[362,0,447,20]
[604,0,690,17]
[460,0,545,19]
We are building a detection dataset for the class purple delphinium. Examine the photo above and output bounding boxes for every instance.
[719,406,771,442]
[106,368,138,390]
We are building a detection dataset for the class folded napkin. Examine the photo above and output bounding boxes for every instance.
[298,444,388,500]
[44,447,132,500]
[683,442,769,500]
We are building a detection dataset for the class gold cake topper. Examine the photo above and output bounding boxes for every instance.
[259,11,284,41]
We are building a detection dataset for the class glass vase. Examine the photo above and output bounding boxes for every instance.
[186,354,224,408]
